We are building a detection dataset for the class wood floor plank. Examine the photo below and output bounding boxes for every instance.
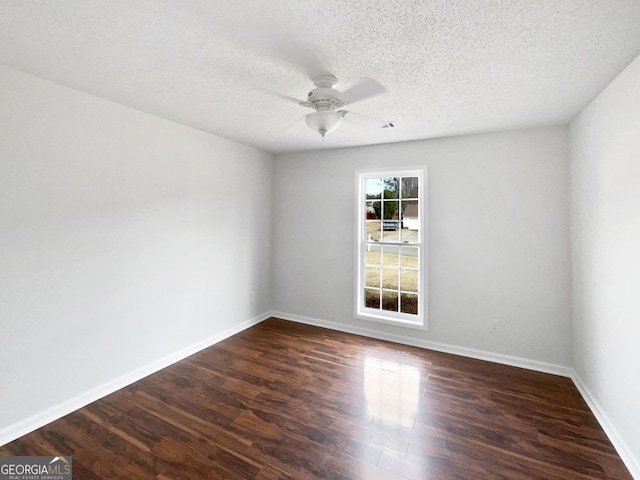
[0,317,632,479]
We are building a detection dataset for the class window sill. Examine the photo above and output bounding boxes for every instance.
[355,309,427,330]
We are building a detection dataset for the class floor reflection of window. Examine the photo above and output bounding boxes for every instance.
[364,356,420,428]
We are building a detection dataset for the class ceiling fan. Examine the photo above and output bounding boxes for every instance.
[289,74,388,138]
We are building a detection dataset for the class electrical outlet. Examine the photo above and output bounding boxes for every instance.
[490,319,499,333]
[250,290,256,304]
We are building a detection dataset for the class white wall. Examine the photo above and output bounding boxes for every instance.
[272,127,571,368]
[570,54,640,476]
[0,66,273,439]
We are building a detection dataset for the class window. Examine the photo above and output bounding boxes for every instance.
[355,169,426,328]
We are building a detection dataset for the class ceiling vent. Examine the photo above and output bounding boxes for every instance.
[382,121,396,128]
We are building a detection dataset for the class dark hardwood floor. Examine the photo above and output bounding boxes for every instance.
[0,318,631,479]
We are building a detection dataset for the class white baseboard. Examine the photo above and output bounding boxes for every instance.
[270,311,572,377]
[0,312,270,447]
[571,373,640,479]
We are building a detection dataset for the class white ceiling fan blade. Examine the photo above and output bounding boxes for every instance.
[258,88,307,105]
[280,94,307,104]
[342,110,388,129]
[339,78,387,105]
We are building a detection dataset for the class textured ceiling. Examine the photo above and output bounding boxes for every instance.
[2,1,640,154]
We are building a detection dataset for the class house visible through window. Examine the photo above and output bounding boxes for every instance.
[356,169,426,328]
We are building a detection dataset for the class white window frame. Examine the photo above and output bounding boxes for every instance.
[354,168,428,329]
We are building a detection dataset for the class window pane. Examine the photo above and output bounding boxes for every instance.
[401,269,418,293]
[366,201,380,220]
[400,200,419,243]
[383,177,400,199]
[400,293,419,315]
[366,219,382,241]
[382,201,400,241]
[365,288,380,309]
[383,201,399,219]
[382,225,400,241]
[382,245,399,267]
[366,178,382,199]
[381,290,399,312]
[366,267,380,288]
[400,227,418,243]
[382,268,399,289]
[400,247,419,268]
[365,247,381,266]
[401,177,419,199]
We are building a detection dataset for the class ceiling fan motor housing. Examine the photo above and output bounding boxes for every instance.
[305,89,344,111]
[301,74,344,111]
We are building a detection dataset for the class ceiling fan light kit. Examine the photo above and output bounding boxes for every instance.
[305,109,346,138]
